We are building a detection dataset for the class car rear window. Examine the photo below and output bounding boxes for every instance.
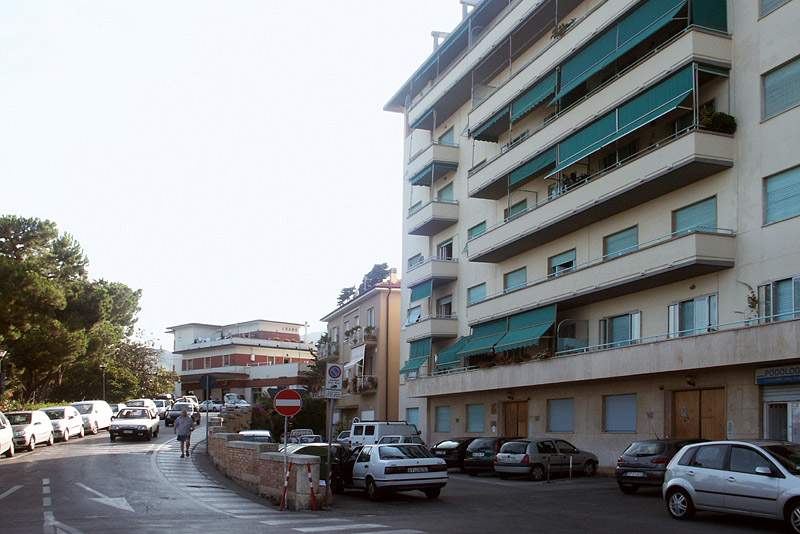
[7,413,32,425]
[173,403,191,411]
[624,441,667,456]
[500,442,528,454]
[379,445,434,460]
[468,438,496,450]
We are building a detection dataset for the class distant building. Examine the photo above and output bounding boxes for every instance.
[166,320,314,403]
[155,349,181,398]
[319,269,402,425]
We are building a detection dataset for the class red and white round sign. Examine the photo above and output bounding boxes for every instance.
[274,389,302,417]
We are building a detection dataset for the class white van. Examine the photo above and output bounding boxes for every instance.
[71,400,114,434]
[0,412,14,457]
[347,421,421,449]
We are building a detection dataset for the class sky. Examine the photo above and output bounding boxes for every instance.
[0,1,464,349]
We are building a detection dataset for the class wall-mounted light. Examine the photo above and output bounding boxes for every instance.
[685,376,696,387]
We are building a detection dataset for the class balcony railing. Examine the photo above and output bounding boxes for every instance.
[317,342,340,360]
[345,327,378,348]
[344,374,378,394]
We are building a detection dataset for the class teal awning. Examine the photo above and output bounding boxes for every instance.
[511,71,557,122]
[439,24,468,56]
[436,337,470,369]
[410,280,432,302]
[458,318,507,358]
[551,113,617,174]
[692,0,726,31]
[400,357,428,374]
[414,58,437,84]
[410,108,434,131]
[509,147,557,186]
[409,338,432,359]
[552,0,687,104]
[472,107,510,142]
[410,162,458,186]
[494,305,556,352]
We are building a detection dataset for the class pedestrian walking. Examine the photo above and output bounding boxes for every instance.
[174,409,195,457]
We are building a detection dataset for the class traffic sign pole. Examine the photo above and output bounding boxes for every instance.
[325,397,335,506]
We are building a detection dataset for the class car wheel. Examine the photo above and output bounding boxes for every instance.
[785,500,800,534]
[27,436,36,452]
[466,469,478,477]
[582,461,597,477]
[109,434,116,442]
[47,432,54,446]
[5,442,14,458]
[365,479,382,501]
[154,427,159,438]
[146,430,152,442]
[90,422,98,435]
[78,426,85,438]
[424,487,441,499]
[666,488,695,520]
[619,483,639,494]
[530,464,545,481]
[63,429,69,442]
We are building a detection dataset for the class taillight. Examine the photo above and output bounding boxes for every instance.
[521,454,530,464]
[651,457,670,464]
[617,457,624,464]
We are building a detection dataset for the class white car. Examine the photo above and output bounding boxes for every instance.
[109,407,160,441]
[7,411,54,451]
[0,412,15,458]
[331,443,448,500]
[71,400,113,434]
[199,400,222,412]
[41,406,85,442]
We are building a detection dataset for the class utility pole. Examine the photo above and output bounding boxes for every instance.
[0,350,7,409]
[99,363,108,401]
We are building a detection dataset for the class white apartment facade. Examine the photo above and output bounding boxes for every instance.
[167,320,314,403]
[386,0,800,468]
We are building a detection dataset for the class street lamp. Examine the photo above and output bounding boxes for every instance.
[0,350,7,409]
[99,363,108,401]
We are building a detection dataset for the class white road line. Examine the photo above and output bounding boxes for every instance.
[43,486,51,494]
[294,524,386,532]
[0,485,22,500]
[43,496,52,506]
[357,530,426,534]
[261,518,347,526]
[43,478,50,485]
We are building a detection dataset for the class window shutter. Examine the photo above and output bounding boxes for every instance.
[605,227,638,258]
[765,167,800,224]
[674,197,717,233]
[764,57,800,119]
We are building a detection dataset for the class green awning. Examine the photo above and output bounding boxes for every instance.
[550,113,617,174]
[472,107,510,142]
[552,0,686,104]
[436,337,470,369]
[494,305,557,352]
[410,162,458,186]
[400,357,428,374]
[410,280,432,302]
[458,318,507,358]
[409,337,431,358]
[511,71,557,122]
[410,108,434,131]
[692,0,726,31]
[509,147,557,186]
[439,24,469,56]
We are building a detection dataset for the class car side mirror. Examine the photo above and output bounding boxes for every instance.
[755,466,774,476]
[34,421,41,425]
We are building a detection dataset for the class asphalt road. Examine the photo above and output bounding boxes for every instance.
[0,418,792,534]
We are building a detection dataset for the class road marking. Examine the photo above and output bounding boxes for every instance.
[43,478,50,485]
[294,525,386,532]
[43,486,51,494]
[358,531,425,534]
[43,510,87,534]
[0,485,22,500]
[75,482,134,512]
[43,496,52,506]
[261,518,347,526]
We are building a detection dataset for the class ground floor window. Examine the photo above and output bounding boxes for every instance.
[467,404,484,433]
[548,398,575,432]
[604,394,637,432]
[435,406,451,432]
[406,407,419,428]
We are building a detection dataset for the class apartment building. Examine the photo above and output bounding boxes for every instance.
[167,320,314,403]
[319,270,402,426]
[386,0,800,467]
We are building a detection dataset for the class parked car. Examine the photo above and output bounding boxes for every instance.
[331,443,448,500]
[226,399,251,409]
[176,395,199,407]
[41,406,85,442]
[238,430,274,443]
[156,393,174,404]
[616,438,706,493]
[109,403,127,420]
[164,402,201,426]
[283,442,347,480]
[288,428,314,443]
[463,437,519,476]
[298,434,324,444]
[0,412,14,457]
[125,398,158,411]
[377,435,425,446]
[430,437,477,470]
[7,411,54,451]
[153,399,170,419]
[347,421,421,449]
[335,430,351,447]
[109,407,160,441]
[494,438,598,480]
[199,400,222,412]
[71,400,113,434]
[664,440,800,532]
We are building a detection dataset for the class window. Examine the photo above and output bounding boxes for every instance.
[668,294,718,337]
[367,307,374,327]
[468,283,486,305]
[204,357,210,368]
[364,425,375,436]
[408,253,423,269]
[761,0,790,16]
[406,407,420,428]
[764,56,800,119]
[759,276,800,322]
[332,326,340,343]
[468,221,486,239]
[437,295,453,317]
[505,199,527,220]
[690,444,727,470]
[467,404,484,432]
[504,267,527,292]
[344,321,349,334]
[549,249,576,277]
[436,406,451,432]
[765,166,800,224]
[438,239,454,259]
[604,394,637,432]
[600,312,641,348]
[730,446,774,474]
[673,197,717,234]
[355,316,360,327]
[548,398,575,432]
[438,127,455,146]
[604,227,638,259]
[405,306,422,326]
[437,182,454,202]
[223,354,230,366]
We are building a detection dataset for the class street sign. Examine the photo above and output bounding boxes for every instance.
[324,388,342,399]
[326,363,343,390]
[199,374,216,390]
[274,389,302,417]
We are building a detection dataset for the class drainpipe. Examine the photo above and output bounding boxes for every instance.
[385,286,392,419]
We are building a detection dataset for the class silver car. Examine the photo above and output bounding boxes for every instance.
[41,406,85,442]
[7,411,54,451]
[494,438,598,480]
[664,440,800,532]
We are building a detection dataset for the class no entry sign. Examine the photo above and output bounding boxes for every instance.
[274,389,302,417]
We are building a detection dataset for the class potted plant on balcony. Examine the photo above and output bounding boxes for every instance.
[699,107,737,135]
[364,326,376,341]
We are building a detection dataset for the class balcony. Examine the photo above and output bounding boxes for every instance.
[468,228,736,324]
[405,314,459,343]
[344,375,378,396]
[468,130,734,263]
[408,199,459,236]
[406,257,459,289]
[317,342,340,361]
[405,142,460,186]
[346,327,378,348]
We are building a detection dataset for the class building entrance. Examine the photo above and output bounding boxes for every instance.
[673,388,726,440]
[504,401,528,437]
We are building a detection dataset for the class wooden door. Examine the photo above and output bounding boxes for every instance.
[700,388,726,440]
[673,391,700,438]
[672,389,726,439]
[504,401,528,437]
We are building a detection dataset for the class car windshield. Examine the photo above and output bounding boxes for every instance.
[624,441,667,456]
[172,403,191,411]
[763,444,800,475]
[379,445,434,460]
[7,413,32,425]
[43,410,65,420]
[126,400,145,407]
[119,409,147,419]
[72,404,93,414]
[154,400,167,407]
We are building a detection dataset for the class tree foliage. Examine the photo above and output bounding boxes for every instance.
[335,262,391,308]
[336,286,356,307]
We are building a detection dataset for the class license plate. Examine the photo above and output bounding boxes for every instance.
[123,430,133,434]
[436,451,446,455]
[408,467,428,473]
[472,452,484,457]
[625,471,646,477]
